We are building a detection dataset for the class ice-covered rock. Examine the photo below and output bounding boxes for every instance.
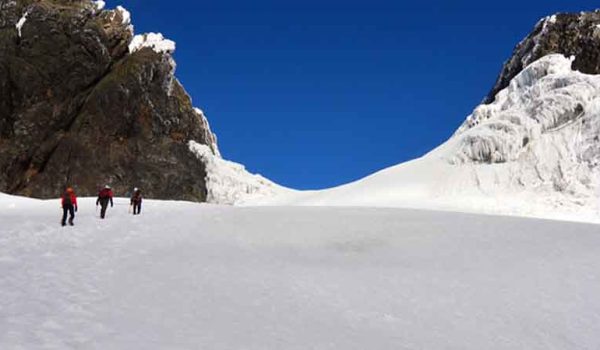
[452,54,591,163]
[129,32,176,54]
[486,10,600,103]
[188,141,290,205]
[193,108,221,158]
[444,54,600,200]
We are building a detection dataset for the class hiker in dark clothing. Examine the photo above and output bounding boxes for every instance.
[96,185,114,219]
[61,187,78,226]
[130,187,143,215]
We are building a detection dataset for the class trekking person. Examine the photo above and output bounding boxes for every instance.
[130,187,143,215]
[96,185,114,219]
[60,187,77,226]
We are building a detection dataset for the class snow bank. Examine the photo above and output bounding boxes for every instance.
[128,32,176,54]
[255,54,600,223]
[188,141,290,204]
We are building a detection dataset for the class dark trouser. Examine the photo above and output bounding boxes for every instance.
[62,205,74,225]
[100,204,108,219]
[133,202,142,215]
[99,198,109,219]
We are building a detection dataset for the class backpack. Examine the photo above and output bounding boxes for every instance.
[99,188,110,198]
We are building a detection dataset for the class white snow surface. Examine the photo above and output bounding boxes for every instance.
[1,193,600,349]
[15,11,28,38]
[255,54,600,223]
[188,141,291,204]
[128,32,176,54]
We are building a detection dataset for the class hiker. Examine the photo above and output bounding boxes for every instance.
[60,187,77,226]
[130,187,142,215]
[96,185,114,219]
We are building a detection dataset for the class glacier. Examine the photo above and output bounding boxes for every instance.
[252,54,600,223]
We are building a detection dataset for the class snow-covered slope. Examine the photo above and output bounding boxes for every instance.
[2,194,600,349]
[254,55,600,223]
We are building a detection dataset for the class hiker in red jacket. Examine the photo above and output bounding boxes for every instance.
[130,187,143,215]
[96,185,114,219]
[60,187,78,226]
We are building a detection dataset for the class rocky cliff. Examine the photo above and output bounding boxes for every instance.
[486,10,600,103]
[0,0,220,200]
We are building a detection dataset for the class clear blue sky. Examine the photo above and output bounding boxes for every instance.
[118,0,597,190]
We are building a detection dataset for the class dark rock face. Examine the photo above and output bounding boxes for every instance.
[486,10,600,104]
[0,0,218,200]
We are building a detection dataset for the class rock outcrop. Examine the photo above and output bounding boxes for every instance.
[486,10,600,103]
[0,0,219,200]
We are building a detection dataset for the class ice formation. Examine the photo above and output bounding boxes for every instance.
[448,54,600,189]
[193,108,221,158]
[188,141,290,205]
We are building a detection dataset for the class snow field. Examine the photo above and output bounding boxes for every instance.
[1,194,600,349]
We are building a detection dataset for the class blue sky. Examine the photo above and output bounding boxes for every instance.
[118,0,597,190]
